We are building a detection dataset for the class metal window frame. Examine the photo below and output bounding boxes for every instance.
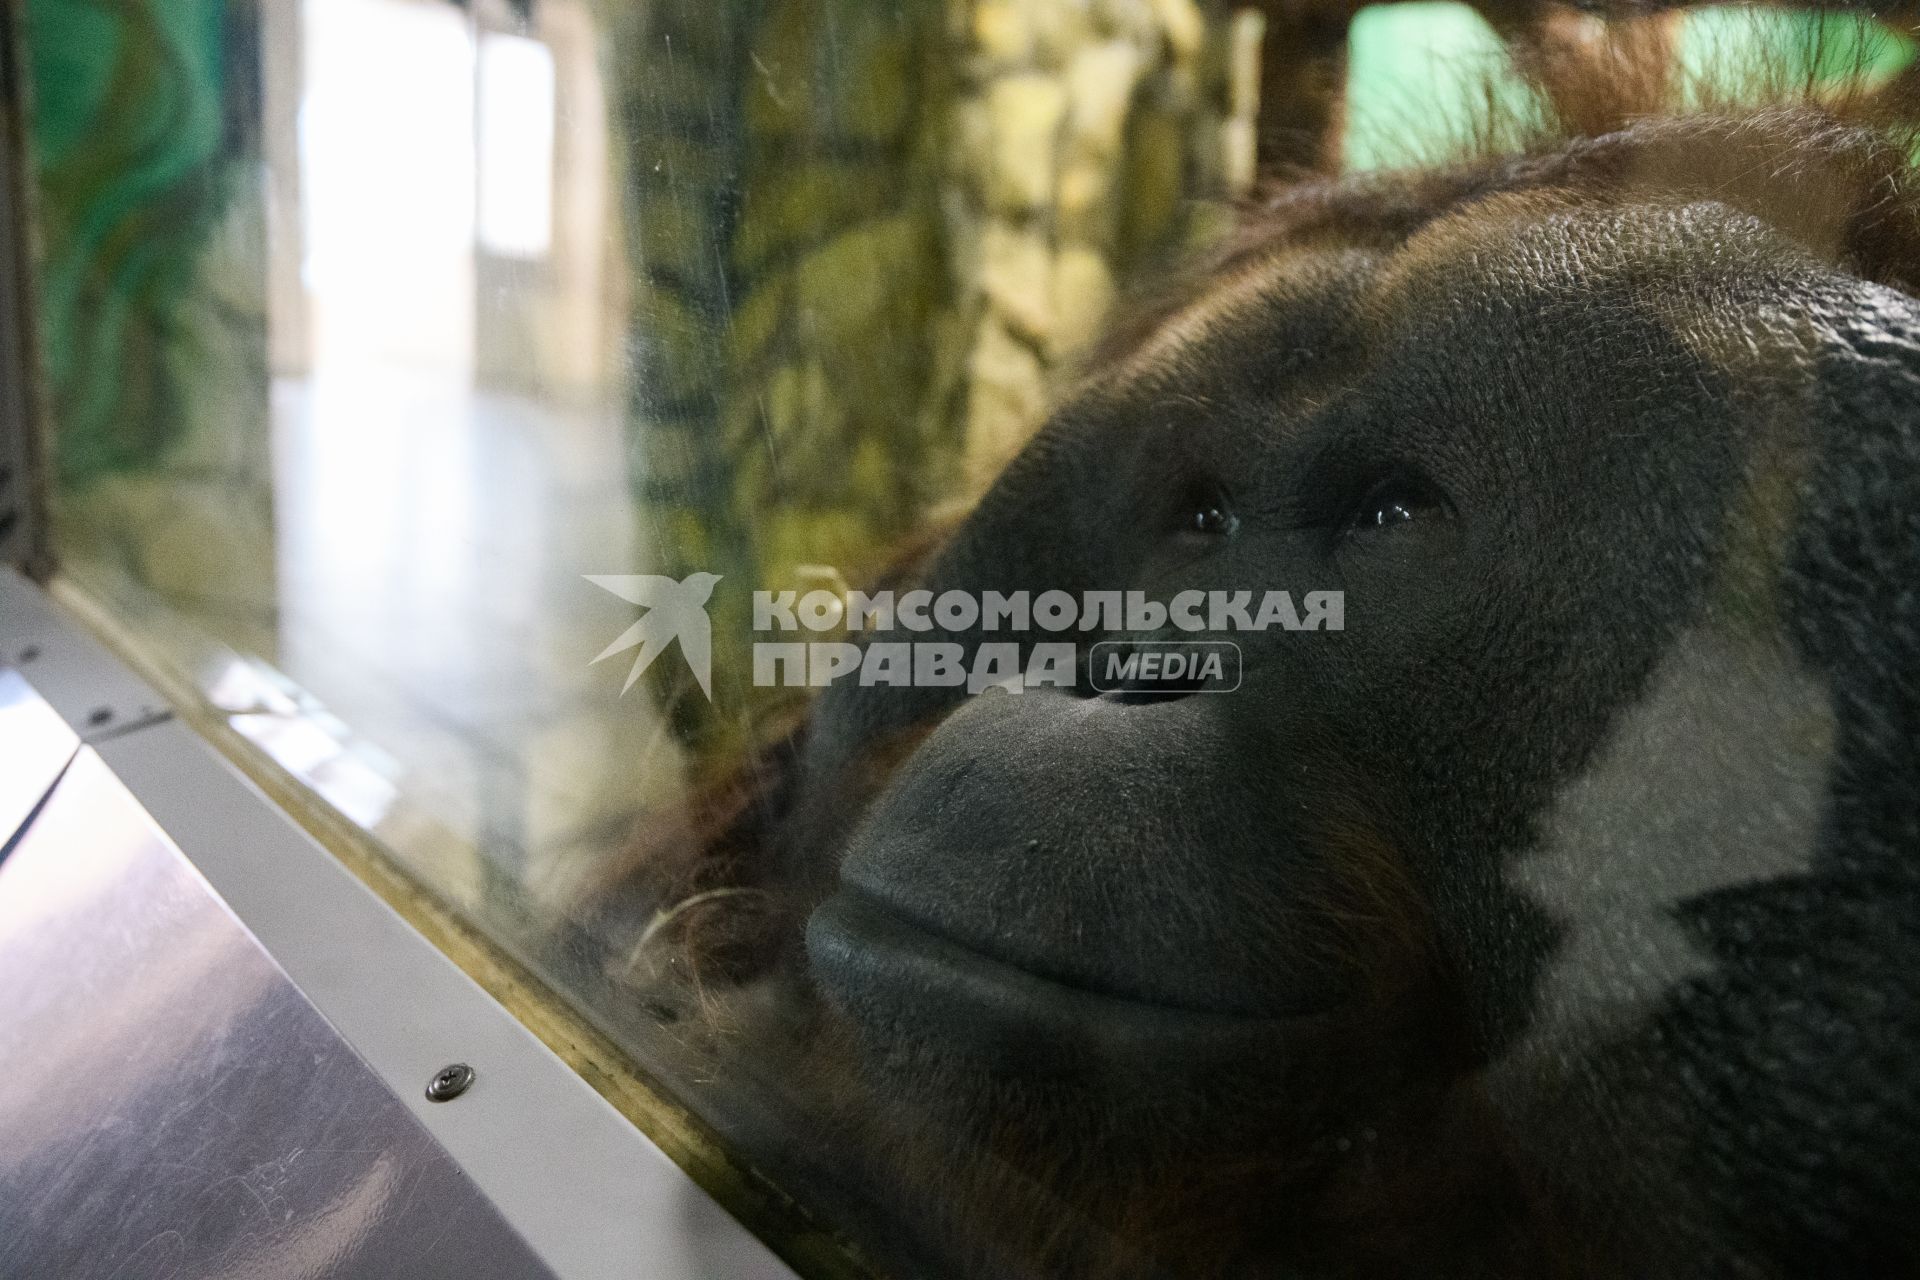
[0,567,796,1280]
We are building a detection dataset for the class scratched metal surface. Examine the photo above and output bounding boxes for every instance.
[0,746,559,1280]
[0,667,76,851]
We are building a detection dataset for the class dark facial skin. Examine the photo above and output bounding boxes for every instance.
[747,139,1920,1276]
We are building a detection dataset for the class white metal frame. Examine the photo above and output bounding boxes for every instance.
[0,568,795,1280]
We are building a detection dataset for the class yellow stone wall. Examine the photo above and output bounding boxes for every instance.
[950,0,1260,488]
[608,0,1260,760]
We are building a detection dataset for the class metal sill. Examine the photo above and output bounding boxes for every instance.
[0,566,795,1280]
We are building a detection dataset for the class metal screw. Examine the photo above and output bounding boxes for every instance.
[426,1062,475,1102]
[87,706,113,727]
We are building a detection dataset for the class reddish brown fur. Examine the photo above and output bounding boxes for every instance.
[586,13,1920,1275]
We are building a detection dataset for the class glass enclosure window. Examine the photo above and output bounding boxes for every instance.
[22,1,1264,1265]
[18,0,1915,1274]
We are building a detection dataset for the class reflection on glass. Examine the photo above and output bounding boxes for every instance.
[477,32,558,260]
[27,0,1257,1265]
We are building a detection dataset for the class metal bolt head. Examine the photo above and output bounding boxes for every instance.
[426,1062,475,1102]
[86,706,113,727]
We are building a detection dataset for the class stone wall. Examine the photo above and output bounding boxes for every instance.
[609,0,1260,760]
[947,0,1262,490]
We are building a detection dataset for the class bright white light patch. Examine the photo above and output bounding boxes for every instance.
[477,33,557,260]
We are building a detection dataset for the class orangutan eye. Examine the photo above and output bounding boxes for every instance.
[1365,498,1419,527]
[1346,472,1448,536]
[1178,478,1240,538]
[1191,502,1238,536]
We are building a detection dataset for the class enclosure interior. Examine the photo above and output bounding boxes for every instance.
[15,0,1910,1273]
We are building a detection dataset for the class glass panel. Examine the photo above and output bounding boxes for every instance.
[22,1,1919,1275]
[22,0,1261,1269]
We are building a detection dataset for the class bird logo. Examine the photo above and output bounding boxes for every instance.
[585,572,723,698]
